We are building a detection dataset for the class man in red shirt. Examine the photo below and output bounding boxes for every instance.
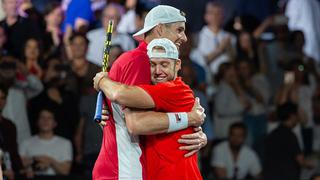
[92,5,207,180]
[94,38,203,179]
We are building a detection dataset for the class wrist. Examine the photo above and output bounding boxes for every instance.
[97,76,105,90]
[187,112,194,126]
[167,112,188,133]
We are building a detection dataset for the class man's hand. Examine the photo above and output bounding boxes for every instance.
[99,104,110,127]
[187,97,206,127]
[93,71,109,91]
[34,155,53,171]
[178,127,207,157]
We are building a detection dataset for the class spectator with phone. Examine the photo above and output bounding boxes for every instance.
[275,59,316,155]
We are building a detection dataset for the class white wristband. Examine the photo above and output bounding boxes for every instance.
[167,112,188,133]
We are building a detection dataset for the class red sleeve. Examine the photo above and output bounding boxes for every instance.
[139,80,194,112]
[109,51,150,85]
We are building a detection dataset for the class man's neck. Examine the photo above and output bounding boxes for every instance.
[208,25,221,34]
[6,16,18,26]
[38,132,54,139]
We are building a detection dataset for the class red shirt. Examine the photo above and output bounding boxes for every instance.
[93,42,150,180]
[139,77,202,180]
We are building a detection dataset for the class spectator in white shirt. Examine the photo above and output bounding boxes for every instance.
[86,3,135,66]
[197,1,236,75]
[211,122,262,180]
[19,108,72,178]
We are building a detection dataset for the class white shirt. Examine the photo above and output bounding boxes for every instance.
[2,75,43,145]
[211,141,262,179]
[285,0,320,62]
[117,10,136,34]
[248,74,271,115]
[86,28,135,66]
[214,82,245,138]
[19,135,73,175]
[197,26,236,75]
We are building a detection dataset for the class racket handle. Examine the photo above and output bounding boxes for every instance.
[94,91,104,122]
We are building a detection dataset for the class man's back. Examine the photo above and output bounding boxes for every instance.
[264,125,301,180]
[92,42,150,180]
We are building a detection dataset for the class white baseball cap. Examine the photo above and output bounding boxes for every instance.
[147,38,179,60]
[133,5,186,41]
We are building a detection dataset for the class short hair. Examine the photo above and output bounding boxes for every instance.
[229,122,247,136]
[69,33,89,45]
[38,107,56,121]
[277,102,298,122]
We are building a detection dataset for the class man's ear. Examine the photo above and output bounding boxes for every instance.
[176,59,182,71]
[154,24,163,37]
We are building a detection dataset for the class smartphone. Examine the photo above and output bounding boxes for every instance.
[284,71,295,84]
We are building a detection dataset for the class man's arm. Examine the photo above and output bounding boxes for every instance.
[93,72,155,109]
[124,98,205,135]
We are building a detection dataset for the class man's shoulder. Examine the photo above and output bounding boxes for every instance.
[113,47,147,66]
[215,141,229,152]
[53,136,72,145]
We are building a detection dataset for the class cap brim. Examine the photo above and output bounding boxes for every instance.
[132,24,157,41]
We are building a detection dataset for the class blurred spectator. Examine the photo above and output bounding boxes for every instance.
[197,1,236,76]
[289,30,320,80]
[213,62,251,139]
[264,102,313,180]
[62,33,101,179]
[211,122,262,180]
[42,2,63,59]
[263,24,291,96]
[28,57,79,141]
[236,59,270,152]
[0,0,41,58]
[19,108,73,178]
[275,60,316,155]
[117,0,138,34]
[64,33,100,96]
[0,83,23,180]
[22,38,44,79]
[0,56,43,145]
[236,31,262,72]
[285,0,320,63]
[0,26,8,56]
[62,0,93,33]
[86,3,135,66]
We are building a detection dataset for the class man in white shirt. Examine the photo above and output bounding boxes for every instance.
[19,108,72,177]
[197,1,236,75]
[86,3,135,66]
[211,122,262,180]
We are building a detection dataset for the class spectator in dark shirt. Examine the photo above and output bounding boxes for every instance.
[0,82,23,179]
[264,102,313,180]
[0,0,41,58]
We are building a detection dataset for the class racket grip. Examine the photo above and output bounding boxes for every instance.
[94,91,104,122]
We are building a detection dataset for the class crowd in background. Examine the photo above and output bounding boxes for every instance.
[0,0,320,179]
